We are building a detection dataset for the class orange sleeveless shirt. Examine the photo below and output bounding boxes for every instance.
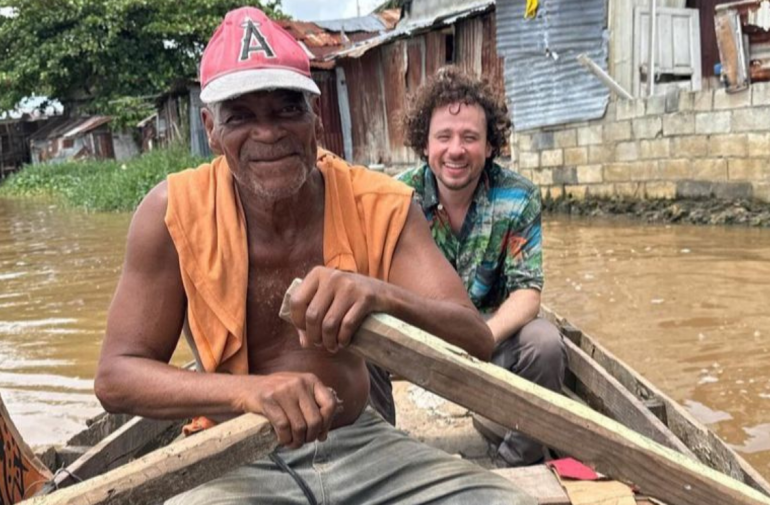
[165,149,412,427]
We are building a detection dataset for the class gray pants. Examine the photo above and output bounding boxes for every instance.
[367,318,566,466]
[166,408,535,505]
[491,318,567,466]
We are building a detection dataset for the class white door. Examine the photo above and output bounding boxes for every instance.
[633,6,702,96]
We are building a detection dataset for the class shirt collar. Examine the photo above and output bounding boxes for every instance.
[421,165,440,209]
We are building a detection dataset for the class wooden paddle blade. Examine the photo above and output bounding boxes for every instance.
[0,392,53,503]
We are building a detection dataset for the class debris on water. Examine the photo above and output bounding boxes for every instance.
[755,330,762,337]
[684,400,732,423]
[680,248,691,254]
[733,424,770,453]
[651,298,665,304]
[698,333,706,341]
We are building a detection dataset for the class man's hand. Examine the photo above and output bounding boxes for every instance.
[241,372,339,449]
[288,267,387,353]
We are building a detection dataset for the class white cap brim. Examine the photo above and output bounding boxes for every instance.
[200,68,321,104]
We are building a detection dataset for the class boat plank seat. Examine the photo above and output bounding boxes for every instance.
[492,465,571,504]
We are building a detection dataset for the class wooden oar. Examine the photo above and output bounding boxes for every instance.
[22,414,277,505]
[39,361,198,493]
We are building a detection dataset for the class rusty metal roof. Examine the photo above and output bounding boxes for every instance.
[278,9,400,66]
[62,116,111,138]
[30,116,111,141]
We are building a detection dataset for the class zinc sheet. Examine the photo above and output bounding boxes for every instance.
[315,14,388,33]
[496,0,610,131]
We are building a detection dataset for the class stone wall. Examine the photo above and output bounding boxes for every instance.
[512,82,770,203]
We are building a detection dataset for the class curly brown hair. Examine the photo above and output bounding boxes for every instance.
[403,66,511,162]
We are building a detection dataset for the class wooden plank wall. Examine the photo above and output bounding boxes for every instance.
[312,70,345,157]
[340,50,390,165]
[381,40,411,162]
[340,12,501,167]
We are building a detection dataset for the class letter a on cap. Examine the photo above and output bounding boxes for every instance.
[240,18,275,61]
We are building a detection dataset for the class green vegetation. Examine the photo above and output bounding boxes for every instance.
[0,0,286,122]
[0,146,206,212]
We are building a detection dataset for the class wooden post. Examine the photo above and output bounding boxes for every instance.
[577,54,634,100]
[648,0,657,96]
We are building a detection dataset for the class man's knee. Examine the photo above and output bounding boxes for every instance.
[518,318,566,367]
[493,318,566,391]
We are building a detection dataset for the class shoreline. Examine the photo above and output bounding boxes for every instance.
[543,196,770,227]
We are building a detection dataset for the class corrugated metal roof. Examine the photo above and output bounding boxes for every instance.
[29,116,111,141]
[314,14,388,32]
[327,1,494,60]
[29,117,79,141]
[279,11,401,66]
[401,0,494,25]
[62,116,112,138]
[496,0,610,131]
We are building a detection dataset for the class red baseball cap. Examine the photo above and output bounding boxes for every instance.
[199,7,320,104]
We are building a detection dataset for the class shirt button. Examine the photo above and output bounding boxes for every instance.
[437,204,443,210]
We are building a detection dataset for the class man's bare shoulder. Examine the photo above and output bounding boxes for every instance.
[133,179,169,227]
[124,180,179,270]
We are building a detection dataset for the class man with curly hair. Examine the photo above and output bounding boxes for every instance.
[396,66,567,468]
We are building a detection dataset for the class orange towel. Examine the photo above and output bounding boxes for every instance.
[165,149,412,430]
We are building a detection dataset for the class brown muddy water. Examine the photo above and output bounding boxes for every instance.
[0,197,768,479]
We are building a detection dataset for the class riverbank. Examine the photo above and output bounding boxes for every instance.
[0,146,202,212]
[544,195,770,227]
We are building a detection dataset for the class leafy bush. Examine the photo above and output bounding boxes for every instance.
[0,146,208,212]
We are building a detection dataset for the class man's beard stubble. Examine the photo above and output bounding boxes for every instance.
[236,138,314,201]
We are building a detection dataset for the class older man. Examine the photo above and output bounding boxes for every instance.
[95,7,534,505]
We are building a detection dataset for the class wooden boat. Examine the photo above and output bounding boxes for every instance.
[2,302,770,504]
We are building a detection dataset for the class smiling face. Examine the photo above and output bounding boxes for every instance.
[203,89,321,201]
[424,101,492,195]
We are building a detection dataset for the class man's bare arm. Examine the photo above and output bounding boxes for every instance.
[95,183,338,448]
[486,289,541,345]
[385,202,494,359]
[95,181,244,418]
[290,202,494,360]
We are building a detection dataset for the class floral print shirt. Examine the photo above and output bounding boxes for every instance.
[397,161,543,312]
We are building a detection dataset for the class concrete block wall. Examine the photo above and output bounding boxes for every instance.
[511,82,770,202]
